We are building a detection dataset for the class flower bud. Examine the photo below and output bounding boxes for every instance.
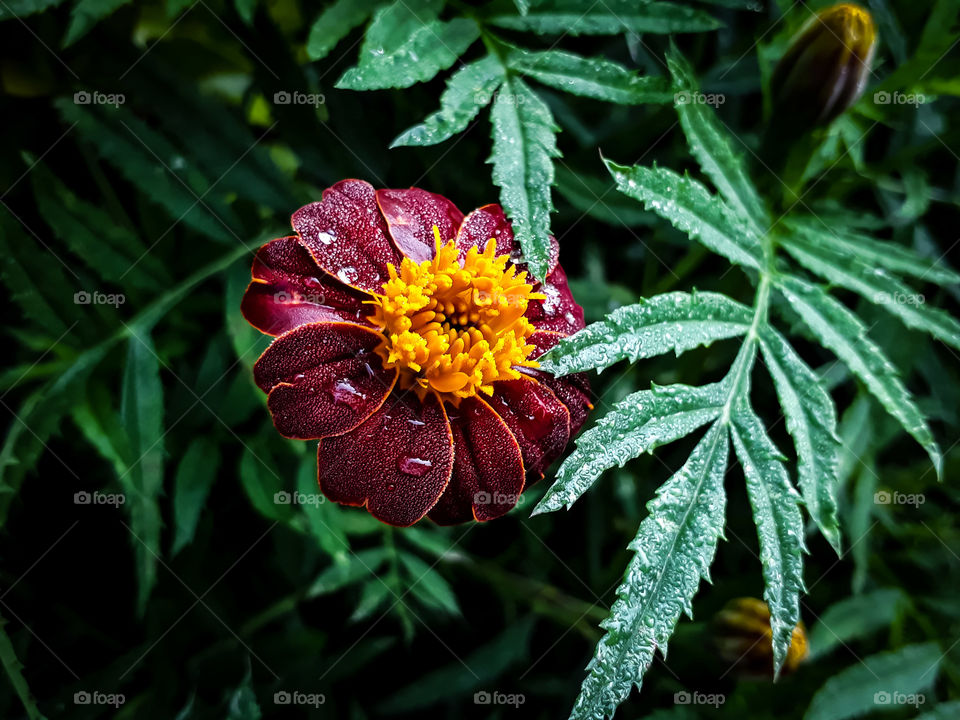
[771,3,877,129]
[711,597,809,677]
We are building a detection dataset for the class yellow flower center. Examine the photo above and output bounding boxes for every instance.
[368,227,543,401]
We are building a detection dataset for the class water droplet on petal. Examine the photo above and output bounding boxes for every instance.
[398,456,432,476]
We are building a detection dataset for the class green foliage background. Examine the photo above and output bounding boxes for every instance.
[0,0,959,718]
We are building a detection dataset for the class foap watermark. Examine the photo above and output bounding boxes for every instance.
[274,490,325,507]
[675,91,725,107]
[474,491,523,507]
[874,490,925,507]
[74,490,125,507]
[273,90,325,107]
[475,89,525,106]
[873,291,924,306]
[74,290,125,308]
[874,691,925,708]
[273,289,326,305]
[674,691,725,708]
[73,90,125,107]
[474,690,525,708]
[273,690,326,707]
[74,691,125,708]
[873,90,926,106]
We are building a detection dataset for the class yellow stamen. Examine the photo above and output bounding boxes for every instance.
[368,226,544,402]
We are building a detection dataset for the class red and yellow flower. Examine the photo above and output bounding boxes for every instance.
[242,180,591,526]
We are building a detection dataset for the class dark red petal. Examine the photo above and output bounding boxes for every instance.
[318,392,454,527]
[455,204,516,261]
[292,179,403,293]
[241,237,370,336]
[526,264,585,336]
[523,368,593,438]
[376,188,464,263]
[253,322,397,440]
[428,397,526,525]
[485,377,570,481]
[529,330,566,357]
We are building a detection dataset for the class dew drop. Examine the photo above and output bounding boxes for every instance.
[329,380,367,409]
[398,456,432,476]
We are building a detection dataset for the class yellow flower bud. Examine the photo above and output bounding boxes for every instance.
[771,3,877,129]
[712,597,809,677]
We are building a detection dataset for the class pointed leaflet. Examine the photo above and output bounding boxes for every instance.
[784,216,960,286]
[807,588,904,659]
[781,236,960,350]
[171,437,220,556]
[805,642,942,720]
[489,0,721,36]
[535,382,727,515]
[777,276,942,478]
[120,327,165,616]
[666,45,768,232]
[758,325,841,553]
[570,423,728,720]
[336,18,479,90]
[489,76,560,281]
[539,291,752,377]
[63,0,131,47]
[306,0,383,61]
[730,400,805,676]
[604,159,763,270]
[0,614,46,720]
[507,49,672,105]
[391,55,504,148]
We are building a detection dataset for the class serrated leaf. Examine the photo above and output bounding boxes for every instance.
[306,549,390,598]
[758,325,842,553]
[777,276,942,479]
[63,0,132,47]
[784,216,960,286]
[490,0,721,36]
[171,437,220,556]
[536,381,728,515]
[349,581,391,623]
[398,552,461,616]
[805,642,942,720]
[730,400,805,676]
[0,614,47,720]
[604,158,763,270]
[507,49,672,104]
[306,0,382,61]
[570,423,728,720]
[337,17,479,91]
[391,54,504,148]
[554,166,655,227]
[915,701,960,720]
[0,0,65,20]
[665,45,768,231]
[540,291,752,376]
[120,327,165,616]
[238,446,295,524]
[808,588,904,659]
[489,75,559,281]
[781,236,960,350]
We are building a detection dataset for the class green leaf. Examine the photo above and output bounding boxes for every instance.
[507,49,672,105]
[0,0,65,20]
[758,326,842,553]
[781,235,960,350]
[777,276,942,479]
[554,166,655,227]
[120,327,165,616]
[807,588,905,659]
[804,642,942,720]
[915,701,960,720]
[397,552,461,616]
[604,158,763,270]
[0,614,47,720]
[490,0,721,36]
[306,0,382,60]
[226,664,261,720]
[349,581,391,622]
[665,45,768,231]
[391,54,504,148]
[536,381,728,515]
[238,446,295,524]
[730,400,805,676]
[306,549,390,598]
[296,454,349,562]
[570,423,728,720]
[539,291,752,376]
[784,216,960,286]
[337,18,479,90]
[63,0,132,47]
[171,437,220,556]
[489,75,560,281]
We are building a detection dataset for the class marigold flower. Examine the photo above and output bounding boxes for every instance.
[712,597,809,677]
[242,180,591,526]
